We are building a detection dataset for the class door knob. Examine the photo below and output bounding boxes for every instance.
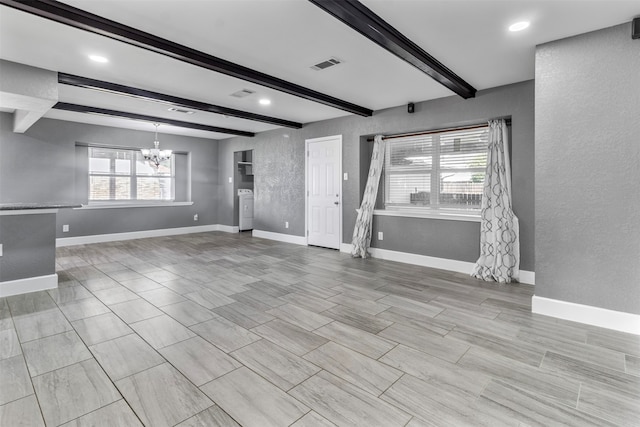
[334,201,339,205]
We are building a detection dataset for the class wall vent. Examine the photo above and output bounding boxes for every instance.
[230,89,255,98]
[311,57,341,71]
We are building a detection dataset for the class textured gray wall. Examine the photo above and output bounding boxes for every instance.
[219,80,535,270]
[535,22,640,314]
[0,213,56,281]
[0,114,219,238]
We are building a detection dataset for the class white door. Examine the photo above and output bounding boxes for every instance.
[306,135,342,249]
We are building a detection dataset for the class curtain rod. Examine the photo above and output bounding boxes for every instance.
[366,117,512,142]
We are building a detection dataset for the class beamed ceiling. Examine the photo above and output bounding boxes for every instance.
[0,0,638,140]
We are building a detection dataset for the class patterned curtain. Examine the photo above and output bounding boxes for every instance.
[351,135,386,258]
[471,119,520,283]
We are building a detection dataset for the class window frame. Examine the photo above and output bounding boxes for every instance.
[381,125,489,218]
[87,146,176,205]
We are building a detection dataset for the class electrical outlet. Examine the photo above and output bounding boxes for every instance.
[63,224,69,233]
[0,244,3,257]
[343,172,349,180]
[193,214,198,221]
[378,231,383,241]
[228,176,233,183]
[285,221,289,229]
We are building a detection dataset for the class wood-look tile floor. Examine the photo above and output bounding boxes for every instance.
[1,232,639,426]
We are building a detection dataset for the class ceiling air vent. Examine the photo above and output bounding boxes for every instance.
[230,89,255,98]
[168,107,194,114]
[311,57,341,71]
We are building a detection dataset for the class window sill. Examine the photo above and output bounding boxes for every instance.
[372,209,481,222]
[78,201,194,210]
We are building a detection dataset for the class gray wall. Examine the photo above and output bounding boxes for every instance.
[0,114,219,238]
[535,22,640,314]
[218,80,535,271]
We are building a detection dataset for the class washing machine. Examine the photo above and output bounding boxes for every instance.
[238,189,254,231]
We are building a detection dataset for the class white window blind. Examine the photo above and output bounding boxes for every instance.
[384,125,488,211]
[89,147,175,202]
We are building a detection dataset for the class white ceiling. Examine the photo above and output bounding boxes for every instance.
[0,0,638,139]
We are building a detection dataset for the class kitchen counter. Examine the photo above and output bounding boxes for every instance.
[0,203,79,297]
[0,203,81,211]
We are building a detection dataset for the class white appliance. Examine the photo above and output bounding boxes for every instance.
[238,189,254,231]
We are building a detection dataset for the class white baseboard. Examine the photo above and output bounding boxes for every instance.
[56,224,233,247]
[519,271,535,286]
[339,243,535,285]
[532,296,640,335]
[252,230,307,246]
[218,225,239,233]
[0,274,58,297]
[340,243,353,254]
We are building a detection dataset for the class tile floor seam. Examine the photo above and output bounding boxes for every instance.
[285,406,314,427]
[34,357,124,426]
[197,365,244,391]
[13,325,72,345]
[1,327,44,421]
[375,342,401,362]
[377,372,407,399]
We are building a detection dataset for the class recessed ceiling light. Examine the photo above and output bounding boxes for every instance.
[259,99,271,106]
[509,21,530,32]
[89,55,109,63]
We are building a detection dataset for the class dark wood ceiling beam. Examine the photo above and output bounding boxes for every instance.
[1,0,373,117]
[58,73,303,129]
[53,102,255,137]
[307,0,476,99]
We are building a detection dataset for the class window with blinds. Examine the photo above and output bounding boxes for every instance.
[89,147,175,202]
[383,126,488,211]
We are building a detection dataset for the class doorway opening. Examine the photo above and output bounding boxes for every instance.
[234,150,254,231]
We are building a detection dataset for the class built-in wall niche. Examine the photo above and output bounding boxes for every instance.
[238,150,253,177]
[234,150,254,185]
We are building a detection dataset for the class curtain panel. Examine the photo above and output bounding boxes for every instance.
[472,119,520,283]
[351,135,385,258]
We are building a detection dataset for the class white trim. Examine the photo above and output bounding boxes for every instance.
[305,134,343,250]
[56,224,230,247]
[252,229,307,246]
[79,202,193,210]
[218,224,239,233]
[532,296,640,335]
[518,271,535,285]
[0,209,58,216]
[339,243,534,285]
[373,209,481,223]
[371,247,476,275]
[0,274,58,297]
[340,243,353,254]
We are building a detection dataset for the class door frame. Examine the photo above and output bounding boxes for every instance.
[305,134,343,248]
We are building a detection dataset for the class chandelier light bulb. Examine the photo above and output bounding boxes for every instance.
[141,123,172,168]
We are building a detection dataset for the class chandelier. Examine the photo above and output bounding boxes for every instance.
[141,123,172,168]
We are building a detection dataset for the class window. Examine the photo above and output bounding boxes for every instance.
[88,147,175,202]
[383,126,488,212]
